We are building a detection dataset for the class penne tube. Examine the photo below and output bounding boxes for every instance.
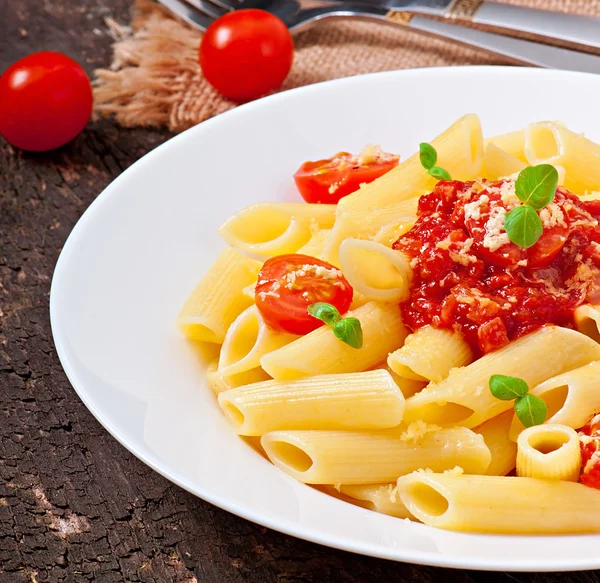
[474,411,517,476]
[372,220,414,248]
[323,199,418,265]
[397,472,600,533]
[516,424,581,481]
[218,306,298,376]
[509,360,600,438]
[574,304,600,343]
[177,248,261,343]
[339,483,414,519]
[524,121,600,194]
[387,326,473,383]
[260,426,490,484]
[296,228,333,262]
[484,129,527,162]
[218,203,336,258]
[482,143,526,180]
[218,369,405,435]
[260,301,408,381]
[338,239,413,302]
[206,360,271,396]
[403,326,600,428]
[381,365,428,398]
[338,114,484,213]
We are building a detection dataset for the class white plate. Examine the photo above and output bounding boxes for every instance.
[51,66,600,572]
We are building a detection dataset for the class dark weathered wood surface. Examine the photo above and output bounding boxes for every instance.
[1,1,600,580]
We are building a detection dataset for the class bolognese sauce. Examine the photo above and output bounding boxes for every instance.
[393,179,600,355]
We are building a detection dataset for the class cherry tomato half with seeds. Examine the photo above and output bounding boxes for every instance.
[255,254,353,335]
[199,9,294,102]
[0,51,93,152]
[294,149,399,204]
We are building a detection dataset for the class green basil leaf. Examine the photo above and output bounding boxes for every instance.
[515,164,559,210]
[429,166,452,181]
[514,393,547,428]
[504,205,543,249]
[419,142,437,170]
[332,317,363,349]
[308,302,341,326]
[489,374,529,401]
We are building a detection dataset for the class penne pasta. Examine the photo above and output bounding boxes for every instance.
[482,143,526,180]
[261,426,491,484]
[387,326,473,383]
[403,326,600,428]
[381,365,428,399]
[260,302,408,380]
[339,483,414,519]
[338,114,484,213]
[516,424,581,481]
[218,370,405,435]
[323,199,418,265]
[397,472,600,533]
[338,239,413,302]
[218,306,298,376]
[219,202,336,258]
[296,228,333,261]
[574,304,600,343]
[524,121,600,194]
[372,220,414,248]
[177,248,261,343]
[484,129,527,162]
[206,360,271,396]
[474,411,517,476]
[509,360,600,438]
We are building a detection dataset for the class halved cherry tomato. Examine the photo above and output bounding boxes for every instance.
[464,189,569,268]
[579,413,600,488]
[255,254,353,335]
[294,148,399,204]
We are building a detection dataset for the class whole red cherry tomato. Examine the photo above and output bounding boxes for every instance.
[199,9,294,102]
[0,51,93,152]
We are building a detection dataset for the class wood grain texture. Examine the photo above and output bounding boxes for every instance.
[2,0,600,580]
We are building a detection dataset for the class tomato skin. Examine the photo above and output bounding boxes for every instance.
[580,413,600,489]
[255,254,353,335]
[294,151,399,204]
[199,10,294,102]
[0,52,93,152]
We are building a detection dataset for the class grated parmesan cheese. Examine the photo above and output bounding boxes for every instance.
[282,264,343,290]
[400,420,440,443]
[540,203,567,229]
[448,238,476,266]
[463,194,489,222]
[482,206,510,252]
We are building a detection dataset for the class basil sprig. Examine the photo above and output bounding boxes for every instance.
[489,374,547,428]
[504,164,559,249]
[308,302,363,349]
[419,143,452,181]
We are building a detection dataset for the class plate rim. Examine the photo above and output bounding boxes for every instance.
[50,65,600,572]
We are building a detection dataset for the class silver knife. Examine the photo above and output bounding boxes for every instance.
[368,0,600,52]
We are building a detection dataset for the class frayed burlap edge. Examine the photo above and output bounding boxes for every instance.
[93,0,216,130]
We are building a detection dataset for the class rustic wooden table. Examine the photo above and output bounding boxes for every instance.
[2,0,600,581]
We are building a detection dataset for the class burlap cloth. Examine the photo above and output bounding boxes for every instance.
[93,0,600,132]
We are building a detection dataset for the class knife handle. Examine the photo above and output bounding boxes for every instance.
[385,11,600,74]
[445,0,600,53]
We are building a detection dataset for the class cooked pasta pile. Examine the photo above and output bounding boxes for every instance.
[177,115,600,534]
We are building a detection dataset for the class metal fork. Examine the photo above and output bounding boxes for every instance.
[156,0,600,74]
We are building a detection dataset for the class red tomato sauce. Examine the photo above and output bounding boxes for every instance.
[393,179,600,356]
[580,413,600,489]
